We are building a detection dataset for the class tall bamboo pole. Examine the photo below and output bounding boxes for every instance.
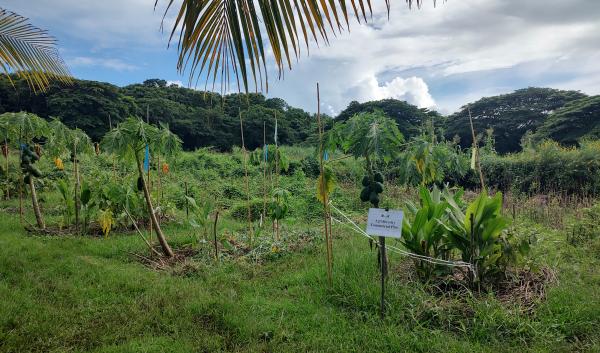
[4,138,9,200]
[108,115,117,179]
[274,111,280,240]
[239,109,254,245]
[262,121,267,221]
[18,128,23,224]
[73,140,80,233]
[468,107,486,191]
[146,105,153,240]
[317,83,333,286]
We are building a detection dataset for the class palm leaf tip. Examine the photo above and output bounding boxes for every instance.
[0,7,72,92]
[160,0,441,93]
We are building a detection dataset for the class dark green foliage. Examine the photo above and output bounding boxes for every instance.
[336,99,442,141]
[481,140,600,195]
[0,75,319,151]
[445,88,586,153]
[533,95,600,146]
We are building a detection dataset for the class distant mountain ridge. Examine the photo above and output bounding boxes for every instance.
[1,74,597,153]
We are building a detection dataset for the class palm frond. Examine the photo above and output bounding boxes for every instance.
[158,0,441,92]
[0,8,72,92]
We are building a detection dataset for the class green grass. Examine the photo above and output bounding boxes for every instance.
[1,204,599,352]
[1,148,599,352]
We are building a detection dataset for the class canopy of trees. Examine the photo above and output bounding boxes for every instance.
[533,95,600,146]
[444,87,587,153]
[335,99,443,141]
[0,75,321,150]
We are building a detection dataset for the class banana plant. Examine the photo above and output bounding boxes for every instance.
[401,186,462,280]
[443,190,511,285]
[102,117,181,257]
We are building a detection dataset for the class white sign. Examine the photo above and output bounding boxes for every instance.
[366,208,403,238]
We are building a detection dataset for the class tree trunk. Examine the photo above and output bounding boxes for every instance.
[136,154,174,257]
[29,177,45,229]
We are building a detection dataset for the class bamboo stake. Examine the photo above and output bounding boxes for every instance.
[73,140,80,233]
[18,129,23,224]
[239,109,254,245]
[317,83,333,286]
[213,211,220,261]
[262,121,267,220]
[468,107,486,191]
[4,138,9,200]
[108,115,116,179]
[146,105,153,240]
[274,111,280,240]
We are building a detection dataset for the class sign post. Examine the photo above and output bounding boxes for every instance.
[366,208,403,319]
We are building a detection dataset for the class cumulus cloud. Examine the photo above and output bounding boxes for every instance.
[359,76,435,108]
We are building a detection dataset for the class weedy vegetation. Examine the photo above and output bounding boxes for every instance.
[0,110,599,353]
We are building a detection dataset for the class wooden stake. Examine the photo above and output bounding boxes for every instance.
[18,129,23,224]
[468,107,486,191]
[4,138,9,200]
[184,181,189,220]
[274,111,280,240]
[239,109,254,245]
[146,105,153,240]
[317,83,333,286]
[213,211,220,261]
[108,114,117,179]
[262,121,267,220]
[73,140,80,233]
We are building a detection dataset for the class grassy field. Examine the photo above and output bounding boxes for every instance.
[0,147,600,353]
[1,186,599,352]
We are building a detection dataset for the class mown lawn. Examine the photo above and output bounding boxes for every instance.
[0,206,599,353]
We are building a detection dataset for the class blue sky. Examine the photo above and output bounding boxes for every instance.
[3,0,600,115]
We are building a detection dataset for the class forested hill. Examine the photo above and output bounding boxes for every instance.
[335,88,598,154]
[0,76,322,151]
[2,74,598,153]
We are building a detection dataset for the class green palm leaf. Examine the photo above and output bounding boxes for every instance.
[158,0,440,92]
[0,8,72,92]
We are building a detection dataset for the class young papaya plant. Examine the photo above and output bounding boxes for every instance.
[269,188,290,240]
[47,119,93,232]
[102,117,181,257]
[186,194,216,244]
[325,110,405,275]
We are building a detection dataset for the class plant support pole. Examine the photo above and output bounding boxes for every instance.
[239,109,254,245]
[317,83,333,286]
[379,236,386,319]
[4,138,9,200]
[213,211,220,261]
[468,107,486,191]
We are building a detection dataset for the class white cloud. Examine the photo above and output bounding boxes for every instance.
[68,56,138,71]
[166,80,184,87]
[359,76,435,108]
